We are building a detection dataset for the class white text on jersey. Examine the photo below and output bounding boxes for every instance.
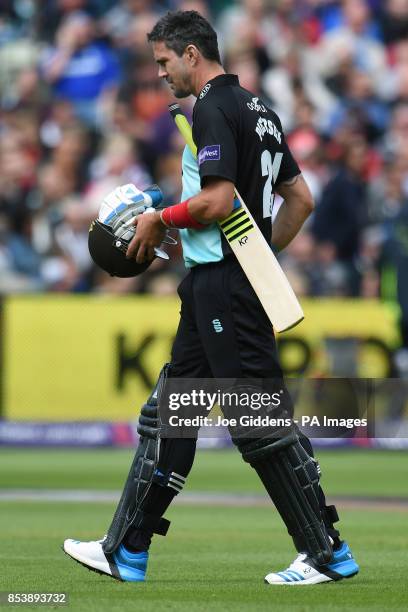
[255,117,282,144]
[247,97,267,112]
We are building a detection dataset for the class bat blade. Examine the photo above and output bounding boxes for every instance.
[169,103,304,332]
[226,191,303,332]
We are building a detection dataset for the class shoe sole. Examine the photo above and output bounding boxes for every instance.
[61,546,124,582]
[264,570,359,586]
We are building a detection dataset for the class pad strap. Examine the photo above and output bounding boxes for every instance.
[129,508,170,536]
[323,504,339,524]
[152,469,186,494]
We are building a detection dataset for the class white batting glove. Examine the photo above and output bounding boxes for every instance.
[98,184,150,227]
[98,183,169,260]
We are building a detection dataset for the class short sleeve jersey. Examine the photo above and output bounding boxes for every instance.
[192,74,300,249]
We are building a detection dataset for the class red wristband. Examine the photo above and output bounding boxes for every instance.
[161,199,207,230]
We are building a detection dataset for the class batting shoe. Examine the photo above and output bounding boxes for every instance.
[63,537,148,582]
[264,541,359,585]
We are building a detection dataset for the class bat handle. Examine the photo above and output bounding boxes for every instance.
[168,104,197,156]
[168,103,181,118]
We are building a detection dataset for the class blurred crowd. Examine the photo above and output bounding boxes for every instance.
[1,1,408,322]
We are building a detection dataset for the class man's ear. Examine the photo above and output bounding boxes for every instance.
[185,44,200,66]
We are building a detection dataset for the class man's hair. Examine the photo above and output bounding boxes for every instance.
[147,11,221,64]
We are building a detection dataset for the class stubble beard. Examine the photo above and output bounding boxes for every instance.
[173,87,191,98]
[170,70,191,99]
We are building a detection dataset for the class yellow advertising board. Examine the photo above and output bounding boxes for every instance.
[2,296,400,421]
[3,295,178,421]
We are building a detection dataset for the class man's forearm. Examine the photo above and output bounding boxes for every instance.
[271,201,311,251]
[187,190,233,223]
[272,174,314,251]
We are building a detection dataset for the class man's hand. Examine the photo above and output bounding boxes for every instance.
[126,211,166,263]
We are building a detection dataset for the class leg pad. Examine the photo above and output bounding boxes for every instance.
[103,365,169,554]
[236,427,333,566]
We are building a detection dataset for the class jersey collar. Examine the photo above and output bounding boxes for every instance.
[197,74,239,99]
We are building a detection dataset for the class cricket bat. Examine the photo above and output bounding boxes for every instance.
[169,103,304,332]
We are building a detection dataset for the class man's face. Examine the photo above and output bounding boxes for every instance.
[152,41,192,98]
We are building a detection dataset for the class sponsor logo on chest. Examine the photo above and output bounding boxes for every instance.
[199,83,212,99]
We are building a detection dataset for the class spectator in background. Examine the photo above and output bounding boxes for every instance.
[383,192,408,351]
[0,213,43,293]
[280,231,352,297]
[52,195,97,291]
[0,121,42,292]
[39,99,79,149]
[262,47,304,130]
[108,10,158,74]
[217,0,271,73]
[382,104,408,181]
[84,131,152,213]
[101,0,160,48]
[368,157,407,223]
[325,67,389,142]
[314,0,387,96]
[36,0,114,42]
[382,40,408,105]
[0,0,39,110]
[0,0,35,44]
[27,124,92,289]
[1,0,408,301]
[40,11,120,126]
[312,135,370,294]
[29,160,78,287]
[287,127,327,202]
[118,52,171,144]
[0,119,38,237]
[380,0,408,45]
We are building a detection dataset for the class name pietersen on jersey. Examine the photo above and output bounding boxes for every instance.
[255,117,282,144]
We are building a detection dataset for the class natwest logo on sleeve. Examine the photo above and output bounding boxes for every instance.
[199,83,211,99]
[198,144,220,165]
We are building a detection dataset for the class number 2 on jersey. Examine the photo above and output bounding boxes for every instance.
[261,150,283,218]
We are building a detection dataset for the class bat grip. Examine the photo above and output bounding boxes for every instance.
[168,103,181,118]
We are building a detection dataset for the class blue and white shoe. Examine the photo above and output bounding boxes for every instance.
[63,537,148,582]
[264,541,359,585]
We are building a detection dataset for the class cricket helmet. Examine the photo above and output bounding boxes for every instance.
[88,219,151,277]
[88,183,169,278]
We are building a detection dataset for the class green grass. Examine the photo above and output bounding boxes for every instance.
[0,448,407,498]
[0,502,407,611]
[1,448,407,610]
